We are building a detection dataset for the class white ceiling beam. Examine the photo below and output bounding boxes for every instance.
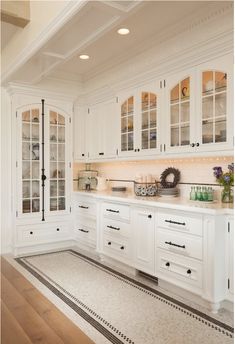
[1,0,30,28]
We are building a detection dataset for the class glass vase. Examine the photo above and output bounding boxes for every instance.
[221,186,233,203]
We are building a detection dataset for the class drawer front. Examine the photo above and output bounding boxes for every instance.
[157,211,203,236]
[157,229,203,260]
[102,202,130,222]
[75,215,96,229]
[103,218,131,238]
[103,235,130,259]
[74,224,96,247]
[17,223,70,244]
[74,198,96,217]
[156,249,202,289]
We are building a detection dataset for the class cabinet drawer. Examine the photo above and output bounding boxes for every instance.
[74,225,96,247]
[74,198,96,217]
[157,229,203,260]
[102,202,130,222]
[75,215,96,229]
[103,235,130,259]
[156,249,202,289]
[17,223,70,245]
[157,211,203,236]
[103,218,130,238]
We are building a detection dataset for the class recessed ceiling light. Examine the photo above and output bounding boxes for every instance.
[117,28,130,35]
[79,54,90,60]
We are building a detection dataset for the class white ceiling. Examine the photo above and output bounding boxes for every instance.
[2,0,232,86]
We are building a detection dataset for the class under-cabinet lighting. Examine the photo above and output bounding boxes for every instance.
[117,28,130,35]
[79,54,90,60]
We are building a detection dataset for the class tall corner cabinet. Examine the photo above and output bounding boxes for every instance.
[12,93,73,255]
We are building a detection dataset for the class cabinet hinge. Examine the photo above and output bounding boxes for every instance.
[164,80,166,88]
[69,117,71,123]
[116,148,118,156]
[16,111,17,118]
[88,108,90,114]
[16,211,18,217]
[69,162,71,168]
[228,222,230,233]
[116,97,118,103]
[70,206,72,213]
[16,161,18,167]
[228,278,230,289]
[160,81,162,89]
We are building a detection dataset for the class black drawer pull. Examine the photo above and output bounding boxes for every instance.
[79,205,89,209]
[196,142,200,147]
[106,209,119,213]
[107,225,120,231]
[78,228,89,233]
[82,153,85,157]
[99,152,104,155]
[108,241,112,245]
[148,214,152,219]
[165,241,185,249]
[165,262,170,267]
[191,143,195,147]
[187,269,192,274]
[165,220,186,226]
[120,246,124,250]
[56,228,60,231]
[30,231,33,235]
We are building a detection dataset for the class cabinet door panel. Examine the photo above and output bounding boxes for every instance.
[73,105,86,160]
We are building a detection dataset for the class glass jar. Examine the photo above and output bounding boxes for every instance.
[221,186,233,203]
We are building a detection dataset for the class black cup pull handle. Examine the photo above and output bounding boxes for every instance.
[165,262,170,267]
[99,152,104,155]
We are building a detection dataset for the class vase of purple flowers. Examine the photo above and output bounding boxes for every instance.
[213,163,234,203]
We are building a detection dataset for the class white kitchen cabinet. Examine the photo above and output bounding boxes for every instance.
[226,216,234,300]
[132,207,155,275]
[73,105,86,161]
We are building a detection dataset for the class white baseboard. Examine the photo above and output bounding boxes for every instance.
[13,240,75,257]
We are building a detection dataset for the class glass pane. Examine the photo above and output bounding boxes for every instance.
[142,112,148,129]
[50,144,57,161]
[121,101,127,116]
[150,129,157,149]
[215,93,226,117]
[181,78,190,100]
[127,116,133,132]
[50,181,57,197]
[50,126,57,142]
[171,84,179,104]
[142,130,148,149]
[22,142,30,160]
[121,134,127,151]
[22,162,30,179]
[58,144,65,161]
[58,114,65,125]
[31,109,39,123]
[50,198,57,211]
[121,117,127,133]
[58,126,65,142]
[181,125,190,146]
[23,200,31,213]
[171,104,179,124]
[171,127,179,146]
[32,161,39,179]
[32,143,40,160]
[50,162,58,178]
[58,197,65,210]
[22,110,30,122]
[32,199,40,212]
[215,72,227,92]
[128,133,133,151]
[215,119,226,143]
[202,120,213,144]
[32,181,40,198]
[202,96,213,119]
[58,180,65,196]
[142,92,149,111]
[128,97,134,114]
[202,71,213,95]
[23,181,30,198]
[150,110,156,128]
[58,162,65,178]
[150,93,156,109]
[50,111,57,124]
[22,123,30,141]
[181,102,190,122]
[32,124,39,142]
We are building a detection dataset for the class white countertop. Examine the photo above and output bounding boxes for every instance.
[73,190,234,215]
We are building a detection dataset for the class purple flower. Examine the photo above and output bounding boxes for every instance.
[224,175,231,183]
[213,166,223,179]
[228,163,234,172]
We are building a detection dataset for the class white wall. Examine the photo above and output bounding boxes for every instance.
[1,88,12,253]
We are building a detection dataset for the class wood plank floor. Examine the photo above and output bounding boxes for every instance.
[1,257,95,344]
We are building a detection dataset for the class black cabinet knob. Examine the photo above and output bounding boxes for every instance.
[138,148,140,152]
[191,143,195,147]
[134,149,137,152]
[82,153,85,157]
[196,142,200,147]
[30,231,33,235]
[108,242,111,245]
[165,262,170,267]
[148,214,152,219]
[120,246,124,250]
[187,269,192,274]
[57,228,60,231]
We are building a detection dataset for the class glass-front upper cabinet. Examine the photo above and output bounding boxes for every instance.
[197,54,233,152]
[140,91,158,151]
[17,103,70,218]
[121,96,135,153]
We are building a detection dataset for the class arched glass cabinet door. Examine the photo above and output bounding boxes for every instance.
[20,105,41,215]
[140,91,158,151]
[120,96,134,153]
[169,77,191,149]
[49,109,66,212]
[201,70,227,145]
